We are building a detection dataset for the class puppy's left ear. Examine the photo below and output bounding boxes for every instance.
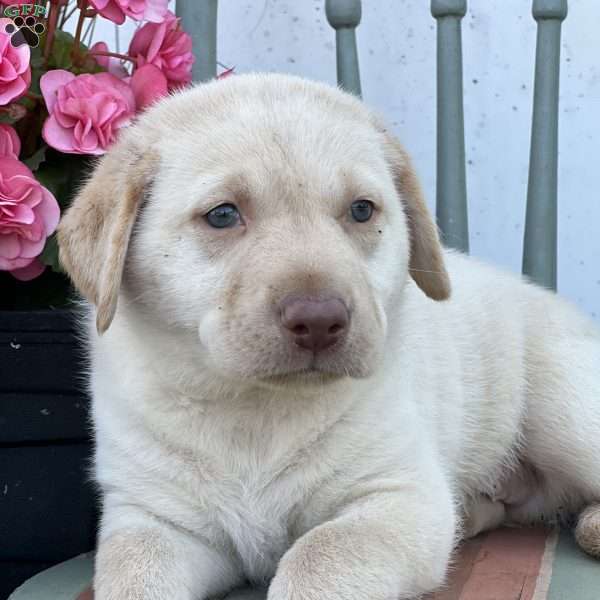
[380,129,451,301]
[58,135,156,333]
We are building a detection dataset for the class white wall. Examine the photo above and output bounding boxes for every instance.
[82,1,600,320]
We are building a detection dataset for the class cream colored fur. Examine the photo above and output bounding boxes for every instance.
[58,74,600,600]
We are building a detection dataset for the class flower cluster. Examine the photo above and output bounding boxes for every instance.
[0,0,207,282]
[0,124,59,281]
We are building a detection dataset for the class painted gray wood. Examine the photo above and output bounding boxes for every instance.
[431,0,469,252]
[8,553,94,600]
[325,0,362,97]
[522,0,568,290]
[176,0,218,82]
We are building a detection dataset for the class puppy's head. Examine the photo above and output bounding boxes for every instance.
[59,74,449,385]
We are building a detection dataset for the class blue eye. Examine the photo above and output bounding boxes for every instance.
[350,199,374,223]
[205,203,241,228]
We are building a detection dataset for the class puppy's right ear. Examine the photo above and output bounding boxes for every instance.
[58,138,156,334]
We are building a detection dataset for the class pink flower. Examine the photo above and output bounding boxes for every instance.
[0,158,59,281]
[10,257,45,280]
[89,41,129,79]
[0,19,31,105]
[129,11,194,90]
[130,63,168,109]
[40,69,135,155]
[89,0,168,25]
[0,123,20,158]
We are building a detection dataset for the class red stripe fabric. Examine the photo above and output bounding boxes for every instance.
[428,528,549,600]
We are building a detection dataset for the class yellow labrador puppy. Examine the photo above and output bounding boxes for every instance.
[58,73,600,600]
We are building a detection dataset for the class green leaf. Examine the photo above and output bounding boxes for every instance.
[35,153,92,209]
[30,56,45,69]
[48,29,93,72]
[35,162,71,203]
[24,145,48,171]
[27,44,46,95]
[29,44,44,69]
[49,29,76,70]
[39,234,63,273]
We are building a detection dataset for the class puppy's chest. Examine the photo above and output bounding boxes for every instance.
[212,475,295,582]
[197,453,319,581]
[177,427,334,582]
[146,400,361,580]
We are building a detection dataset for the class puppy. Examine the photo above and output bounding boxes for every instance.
[58,73,600,600]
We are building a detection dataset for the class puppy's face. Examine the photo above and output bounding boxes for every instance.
[58,74,450,385]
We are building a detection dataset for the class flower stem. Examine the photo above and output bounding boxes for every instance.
[82,13,96,45]
[43,1,60,63]
[72,0,88,64]
[90,50,136,64]
[59,3,79,28]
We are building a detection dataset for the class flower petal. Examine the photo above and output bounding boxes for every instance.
[42,114,79,153]
[0,232,20,259]
[40,70,76,113]
[10,258,46,281]
[144,0,169,22]
[0,123,20,158]
[131,64,168,110]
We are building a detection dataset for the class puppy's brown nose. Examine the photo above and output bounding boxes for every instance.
[280,296,349,352]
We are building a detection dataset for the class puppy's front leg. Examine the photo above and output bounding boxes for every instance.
[268,482,456,600]
[95,506,241,600]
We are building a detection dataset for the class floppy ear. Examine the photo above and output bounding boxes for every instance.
[58,138,156,334]
[381,129,451,301]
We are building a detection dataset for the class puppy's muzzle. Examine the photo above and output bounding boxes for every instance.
[280,295,349,352]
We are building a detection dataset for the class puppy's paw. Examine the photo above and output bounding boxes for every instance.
[575,504,600,558]
[266,527,392,600]
[94,529,178,600]
[266,574,308,600]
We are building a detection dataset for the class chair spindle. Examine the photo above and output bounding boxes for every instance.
[431,0,469,252]
[176,0,219,82]
[522,0,568,290]
[325,0,363,97]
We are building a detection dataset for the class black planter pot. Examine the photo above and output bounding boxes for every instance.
[0,310,98,599]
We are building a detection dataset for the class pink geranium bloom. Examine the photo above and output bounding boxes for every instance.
[0,158,59,281]
[129,10,194,90]
[89,0,168,25]
[0,19,31,105]
[130,63,168,109]
[40,69,135,155]
[0,123,20,158]
[10,257,46,280]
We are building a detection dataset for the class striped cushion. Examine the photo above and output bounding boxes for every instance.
[428,528,600,600]
[9,529,600,600]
